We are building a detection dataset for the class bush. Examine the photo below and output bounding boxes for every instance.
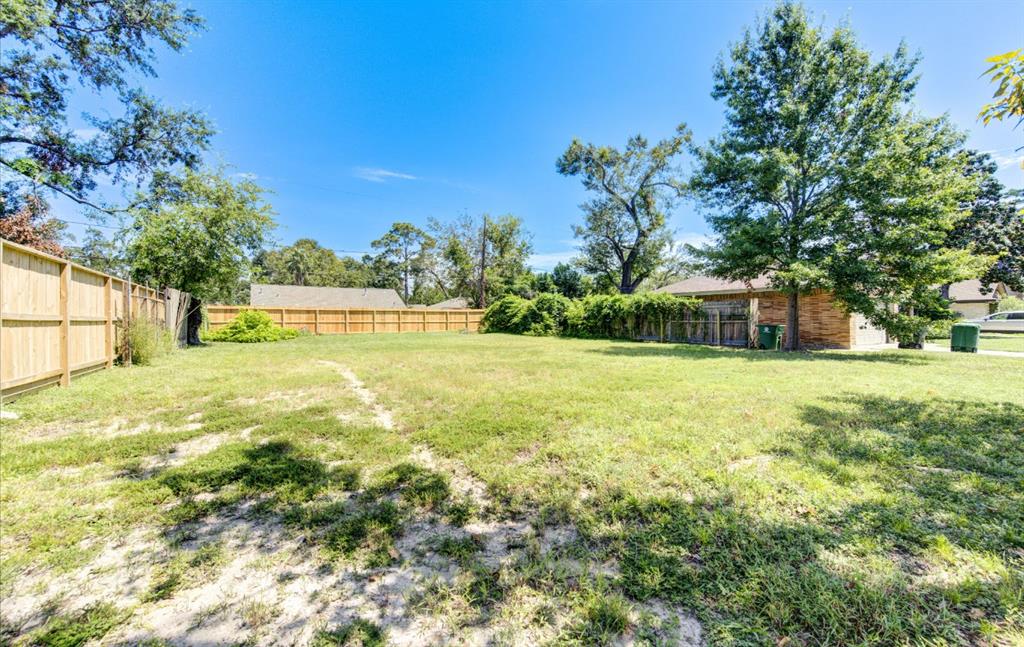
[997,295,1024,312]
[925,318,957,339]
[484,292,700,340]
[117,317,173,365]
[481,293,571,336]
[204,309,300,343]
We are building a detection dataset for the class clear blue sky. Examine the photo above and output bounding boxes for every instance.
[62,0,1024,270]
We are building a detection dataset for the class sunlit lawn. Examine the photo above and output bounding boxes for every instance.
[2,333,1021,645]
[979,333,1024,353]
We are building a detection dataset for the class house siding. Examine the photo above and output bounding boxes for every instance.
[950,301,992,320]
[695,289,855,349]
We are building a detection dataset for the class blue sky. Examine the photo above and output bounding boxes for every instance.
[60,0,1024,270]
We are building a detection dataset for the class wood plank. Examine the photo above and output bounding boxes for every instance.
[59,260,70,386]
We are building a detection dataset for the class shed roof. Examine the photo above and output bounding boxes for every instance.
[250,284,406,309]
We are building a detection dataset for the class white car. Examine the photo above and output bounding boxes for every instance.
[967,311,1024,333]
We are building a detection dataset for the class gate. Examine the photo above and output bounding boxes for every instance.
[666,299,753,347]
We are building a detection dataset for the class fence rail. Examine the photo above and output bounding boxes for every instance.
[1,238,166,398]
[206,305,484,335]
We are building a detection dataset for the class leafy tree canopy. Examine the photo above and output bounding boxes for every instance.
[946,151,1024,292]
[979,49,1024,129]
[0,195,67,255]
[371,222,434,304]
[692,0,984,347]
[254,238,372,289]
[125,167,275,342]
[558,127,690,294]
[1,0,213,214]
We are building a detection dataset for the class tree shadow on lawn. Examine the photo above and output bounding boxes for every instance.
[584,342,933,365]
[796,395,1023,553]
[582,394,1023,645]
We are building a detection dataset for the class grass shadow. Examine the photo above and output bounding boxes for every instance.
[796,395,1023,553]
[584,342,934,365]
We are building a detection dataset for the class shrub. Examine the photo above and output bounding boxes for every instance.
[117,317,174,365]
[997,295,1024,312]
[485,292,700,340]
[204,309,300,343]
[481,293,571,336]
[925,318,957,339]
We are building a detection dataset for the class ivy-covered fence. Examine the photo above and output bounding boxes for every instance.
[481,292,702,341]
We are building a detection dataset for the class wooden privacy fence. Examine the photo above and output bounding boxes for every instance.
[667,317,751,347]
[1,238,167,398]
[206,305,484,334]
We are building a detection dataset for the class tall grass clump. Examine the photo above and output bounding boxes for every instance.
[117,317,174,365]
[483,292,699,339]
[204,309,300,343]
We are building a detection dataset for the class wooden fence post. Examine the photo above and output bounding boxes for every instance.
[279,308,286,328]
[343,309,349,334]
[124,277,132,366]
[445,310,450,331]
[59,260,70,386]
[715,311,722,346]
[104,276,113,368]
[422,309,426,332]
[465,310,469,330]
[314,309,320,335]
[371,310,376,333]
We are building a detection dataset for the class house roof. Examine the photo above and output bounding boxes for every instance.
[655,275,772,296]
[250,284,406,309]
[947,279,1004,303]
[427,297,470,309]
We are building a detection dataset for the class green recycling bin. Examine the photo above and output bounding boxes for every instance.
[757,323,785,350]
[950,323,980,353]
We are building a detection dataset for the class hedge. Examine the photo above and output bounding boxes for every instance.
[482,292,701,339]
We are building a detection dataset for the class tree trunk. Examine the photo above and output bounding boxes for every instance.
[785,291,800,351]
[186,296,203,346]
[620,261,635,294]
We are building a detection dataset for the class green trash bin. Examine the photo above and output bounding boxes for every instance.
[757,323,785,350]
[950,323,980,353]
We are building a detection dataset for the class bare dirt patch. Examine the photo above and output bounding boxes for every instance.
[3,363,703,646]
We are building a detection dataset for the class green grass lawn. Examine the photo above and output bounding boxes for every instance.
[979,333,1024,353]
[1,333,1022,645]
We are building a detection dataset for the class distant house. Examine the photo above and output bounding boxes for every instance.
[250,284,406,309]
[943,279,1011,319]
[655,276,888,349]
[427,297,470,309]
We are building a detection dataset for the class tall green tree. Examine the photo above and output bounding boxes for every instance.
[254,239,372,288]
[551,262,585,298]
[1,0,213,214]
[946,151,1024,291]
[557,127,689,294]
[426,214,534,307]
[126,168,275,344]
[692,1,981,349]
[371,222,434,303]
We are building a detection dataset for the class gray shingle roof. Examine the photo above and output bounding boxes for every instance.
[250,284,407,308]
[655,275,772,296]
[947,279,1002,303]
[427,297,470,309]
